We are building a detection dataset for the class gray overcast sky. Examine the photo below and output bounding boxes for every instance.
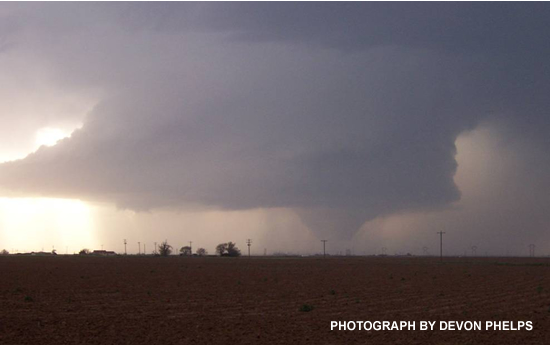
[1,3,550,255]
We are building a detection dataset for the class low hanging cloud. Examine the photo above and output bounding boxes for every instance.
[1,3,550,239]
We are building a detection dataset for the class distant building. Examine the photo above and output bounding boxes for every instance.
[30,251,56,256]
[91,250,116,256]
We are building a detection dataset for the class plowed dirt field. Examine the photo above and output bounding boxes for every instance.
[1,256,549,344]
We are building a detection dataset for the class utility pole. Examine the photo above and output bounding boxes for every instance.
[144,243,146,255]
[124,239,127,255]
[101,244,104,250]
[437,232,445,260]
[138,242,141,255]
[246,239,252,257]
[321,240,328,258]
[423,246,429,256]
[154,242,157,255]
[471,246,477,257]
[189,241,193,254]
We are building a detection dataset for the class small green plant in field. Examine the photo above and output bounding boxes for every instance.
[299,304,314,312]
[24,295,33,302]
[329,289,336,295]
[537,286,544,294]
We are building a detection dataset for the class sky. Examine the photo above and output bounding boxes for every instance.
[1,3,550,256]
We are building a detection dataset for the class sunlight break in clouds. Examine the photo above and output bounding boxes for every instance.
[35,127,70,148]
[0,197,97,254]
[0,126,93,253]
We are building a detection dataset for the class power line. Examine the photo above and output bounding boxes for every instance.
[246,239,252,257]
[422,246,429,256]
[321,240,328,258]
[437,231,445,260]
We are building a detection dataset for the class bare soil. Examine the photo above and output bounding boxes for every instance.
[1,256,550,344]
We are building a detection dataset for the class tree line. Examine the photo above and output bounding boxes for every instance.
[76,241,242,257]
[157,241,241,257]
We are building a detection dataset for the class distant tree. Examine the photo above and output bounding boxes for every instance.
[158,241,172,256]
[216,243,228,256]
[79,248,90,255]
[196,248,207,256]
[216,242,241,257]
[1,249,9,255]
[227,242,241,257]
[179,246,192,256]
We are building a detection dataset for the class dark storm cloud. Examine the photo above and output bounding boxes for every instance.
[112,3,550,53]
[1,3,550,238]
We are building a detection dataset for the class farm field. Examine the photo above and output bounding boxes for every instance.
[1,256,550,344]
